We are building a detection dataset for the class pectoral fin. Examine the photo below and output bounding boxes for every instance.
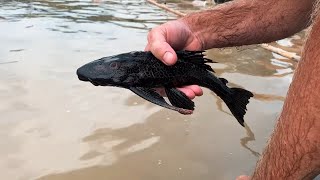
[130,87,193,114]
[165,87,195,110]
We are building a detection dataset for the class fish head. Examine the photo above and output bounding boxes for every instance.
[77,55,126,86]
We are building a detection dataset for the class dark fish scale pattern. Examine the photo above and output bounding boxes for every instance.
[77,50,253,126]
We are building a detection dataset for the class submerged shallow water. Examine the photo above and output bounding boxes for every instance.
[0,1,303,179]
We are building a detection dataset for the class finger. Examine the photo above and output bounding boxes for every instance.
[177,87,196,99]
[145,41,176,65]
[183,85,203,96]
[236,175,250,180]
[144,43,151,51]
[147,29,177,65]
[150,41,177,66]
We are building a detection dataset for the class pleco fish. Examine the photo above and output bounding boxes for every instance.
[77,51,253,126]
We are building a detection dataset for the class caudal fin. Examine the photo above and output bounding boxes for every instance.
[225,88,254,126]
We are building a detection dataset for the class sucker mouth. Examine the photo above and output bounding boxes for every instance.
[88,78,100,86]
[77,73,89,82]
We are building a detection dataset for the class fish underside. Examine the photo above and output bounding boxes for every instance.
[77,50,253,126]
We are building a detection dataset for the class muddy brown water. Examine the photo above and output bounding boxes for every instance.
[0,0,304,180]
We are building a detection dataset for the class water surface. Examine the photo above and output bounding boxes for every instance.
[0,1,303,179]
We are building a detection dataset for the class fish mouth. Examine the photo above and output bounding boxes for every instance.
[88,78,100,86]
[77,73,89,82]
[76,69,110,86]
[77,68,90,82]
[76,73,99,86]
[77,68,100,86]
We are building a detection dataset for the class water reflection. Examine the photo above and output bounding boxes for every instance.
[0,0,176,30]
[0,61,19,65]
[206,46,298,77]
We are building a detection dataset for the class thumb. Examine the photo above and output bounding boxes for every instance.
[146,27,178,65]
[150,41,177,65]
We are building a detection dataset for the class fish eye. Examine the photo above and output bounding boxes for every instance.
[110,62,119,69]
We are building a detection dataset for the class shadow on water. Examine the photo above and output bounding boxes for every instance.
[37,109,193,180]
[241,123,260,157]
[38,104,261,180]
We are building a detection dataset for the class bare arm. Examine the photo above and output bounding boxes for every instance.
[146,0,314,65]
[181,0,320,178]
[145,0,314,99]
[182,0,314,49]
[245,15,320,180]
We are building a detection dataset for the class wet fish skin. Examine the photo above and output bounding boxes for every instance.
[78,51,215,88]
[77,50,253,126]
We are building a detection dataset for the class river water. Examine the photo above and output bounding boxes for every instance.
[0,0,304,179]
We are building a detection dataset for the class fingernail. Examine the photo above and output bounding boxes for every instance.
[163,52,174,65]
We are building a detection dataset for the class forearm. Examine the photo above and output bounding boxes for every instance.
[181,0,313,49]
[251,15,320,180]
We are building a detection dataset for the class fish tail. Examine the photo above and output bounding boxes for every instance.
[224,88,253,126]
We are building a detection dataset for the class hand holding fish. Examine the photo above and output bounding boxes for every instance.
[77,50,253,126]
[145,20,203,99]
[145,20,203,65]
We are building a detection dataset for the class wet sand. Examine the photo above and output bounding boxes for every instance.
[0,1,304,179]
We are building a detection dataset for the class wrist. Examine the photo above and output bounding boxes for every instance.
[180,6,251,49]
[175,18,204,50]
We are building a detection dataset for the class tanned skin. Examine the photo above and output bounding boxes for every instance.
[145,0,314,98]
[245,14,320,180]
[145,0,320,179]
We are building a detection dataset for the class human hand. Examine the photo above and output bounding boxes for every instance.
[145,20,204,99]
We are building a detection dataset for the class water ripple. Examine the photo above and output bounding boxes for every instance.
[0,0,176,31]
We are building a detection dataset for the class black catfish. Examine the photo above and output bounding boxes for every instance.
[77,51,253,126]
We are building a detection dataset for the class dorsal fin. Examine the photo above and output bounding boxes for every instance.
[176,50,216,72]
[219,78,229,85]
